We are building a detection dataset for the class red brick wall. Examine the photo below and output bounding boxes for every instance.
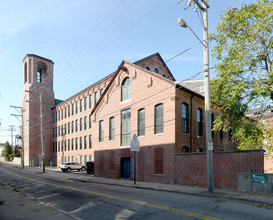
[95,147,264,189]
[95,144,175,184]
[175,150,264,189]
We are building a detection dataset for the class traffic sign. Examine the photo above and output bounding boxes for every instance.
[208,142,213,151]
[130,134,140,152]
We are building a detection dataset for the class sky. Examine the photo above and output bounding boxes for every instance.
[0,0,256,144]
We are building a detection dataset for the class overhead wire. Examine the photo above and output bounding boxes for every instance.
[53,0,174,92]
[22,47,270,144]
[11,1,272,146]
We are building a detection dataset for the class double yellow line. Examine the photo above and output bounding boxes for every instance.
[2,169,220,220]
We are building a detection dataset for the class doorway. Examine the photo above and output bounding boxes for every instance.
[121,157,131,178]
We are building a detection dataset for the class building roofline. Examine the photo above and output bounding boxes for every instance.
[133,52,176,81]
[91,60,177,116]
[55,52,174,108]
[23,54,54,64]
[177,79,204,83]
[91,61,126,115]
[175,82,204,99]
[55,72,115,107]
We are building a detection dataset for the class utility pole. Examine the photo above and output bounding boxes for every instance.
[21,109,25,168]
[10,105,24,168]
[40,93,45,173]
[178,0,214,193]
[202,0,214,194]
[8,125,15,150]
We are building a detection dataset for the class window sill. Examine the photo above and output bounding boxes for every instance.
[121,99,131,104]
[154,133,163,136]
[120,145,130,149]
[182,132,190,135]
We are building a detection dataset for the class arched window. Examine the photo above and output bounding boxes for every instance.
[138,108,145,136]
[109,117,115,141]
[182,146,189,153]
[24,62,27,84]
[182,103,189,134]
[145,66,150,71]
[37,62,46,83]
[154,68,158,74]
[99,120,104,142]
[154,104,163,134]
[121,77,131,102]
[197,108,203,136]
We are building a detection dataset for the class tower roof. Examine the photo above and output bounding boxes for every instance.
[23,54,54,64]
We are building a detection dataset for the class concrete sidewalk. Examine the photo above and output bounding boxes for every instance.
[44,166,273,208]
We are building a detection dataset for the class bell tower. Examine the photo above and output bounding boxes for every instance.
[22,54,55,166]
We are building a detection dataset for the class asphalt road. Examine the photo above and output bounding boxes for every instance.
[0,163,272,220]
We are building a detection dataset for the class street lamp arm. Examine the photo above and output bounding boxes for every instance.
[187,26,206,47]
[177,18,205,47]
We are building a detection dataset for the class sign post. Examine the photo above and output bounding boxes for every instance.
[130,134,140,185]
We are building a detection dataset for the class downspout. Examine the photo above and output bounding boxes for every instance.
[190,94,194,152]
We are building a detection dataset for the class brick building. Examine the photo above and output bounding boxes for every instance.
[23,53,261,187]
[246,108,273,173]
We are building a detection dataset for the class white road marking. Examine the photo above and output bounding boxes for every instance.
[70,202,95,213]
[38,192,60,200]
[115,209,135,220]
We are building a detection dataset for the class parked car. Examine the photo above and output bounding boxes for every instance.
[60,162,85,172]
[85,161,94,174]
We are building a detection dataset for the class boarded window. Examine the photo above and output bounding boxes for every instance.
[99,152,104,170]
[110,151,115,171]
[154,148,164,174]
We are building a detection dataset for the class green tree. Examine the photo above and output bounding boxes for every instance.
[1,141,13,161]
[211,0,273,151]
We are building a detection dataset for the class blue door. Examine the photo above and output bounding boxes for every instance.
[121,158,131,178]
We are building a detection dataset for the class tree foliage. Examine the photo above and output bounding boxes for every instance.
[1,141,13,161]
[211,0,273,151]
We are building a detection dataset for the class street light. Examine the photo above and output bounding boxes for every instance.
[177,1,214,194]
[177,18,205,47]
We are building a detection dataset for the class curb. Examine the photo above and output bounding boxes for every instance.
[70,176,273,208]
[4,163,273,208]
